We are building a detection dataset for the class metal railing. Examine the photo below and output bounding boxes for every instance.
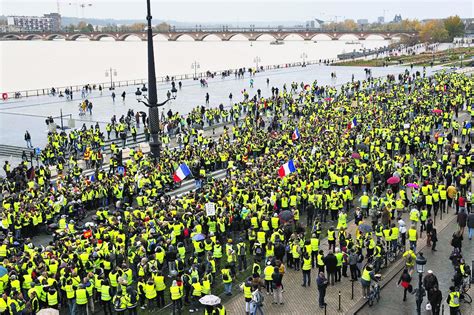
[2,59,331,99]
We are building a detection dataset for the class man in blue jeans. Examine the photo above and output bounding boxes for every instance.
[317,272,328,308]
[250,286,264,315]
[467,211,474,240]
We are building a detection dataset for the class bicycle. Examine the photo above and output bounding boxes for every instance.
[459,276,472,304]
[387,243,404,263]
[368,274,382,307]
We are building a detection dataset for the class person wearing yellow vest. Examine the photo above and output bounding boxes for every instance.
[169,280,182,314]
[75,284,89,315]
[327,227,336,252]
[124,286,138,314]
[46,288,59,309]
[420,208,428,233]
[28,291,40,314]
[144,278,157,308]
[446,286,460,314]
[113,290,127,314]
[310,234,319,268]
[100,279,113,315]
[154,271,166,308]
[408,226,418,252]
[241,278,253,314]
[263,261,274,294]
[360,265,375,298]
[402,249,416,274]
[301,252,312,287]
[190,278,202,313]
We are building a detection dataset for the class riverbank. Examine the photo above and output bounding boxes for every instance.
[333,46,474,68]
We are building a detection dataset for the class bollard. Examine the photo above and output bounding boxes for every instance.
[441,304,444,315]
[338,290,341,311]
[324,303,327,315]
[351,280,354,300]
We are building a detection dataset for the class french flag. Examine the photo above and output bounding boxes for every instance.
[173,163,192,183]
[278,160,297,178]
[292,127,300,140]
[348,117,358,129]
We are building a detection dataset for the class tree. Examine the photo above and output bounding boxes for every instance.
[341,19,358,32]
[129,23,146,32]
[77,21,88,32]
[155,22,171,32]
[444,15,465,40]
[87,23,94,33]
[419,20,449,43]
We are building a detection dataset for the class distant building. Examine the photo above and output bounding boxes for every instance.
[377,16,385,24]
[7,13,62,32]
[393,14,402,23]
[43,13,62,31]
[357,19,369,26]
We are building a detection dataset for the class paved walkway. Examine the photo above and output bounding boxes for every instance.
[0,64,439,148]
[224,203,461,315]
[359,216,473,315]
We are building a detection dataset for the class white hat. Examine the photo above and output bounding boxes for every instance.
[427,270,433,274]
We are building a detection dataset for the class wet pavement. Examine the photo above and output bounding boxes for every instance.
[359,216,474,315]
[0,63,441,149]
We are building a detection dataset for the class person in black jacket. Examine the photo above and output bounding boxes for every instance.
[323,251,337,285]
[431,227,438,251]
[397,268,412,301]
[429,286,442,315]
[317,272,328,308]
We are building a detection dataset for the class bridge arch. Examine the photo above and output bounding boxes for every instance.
[254,34,277,41]
[1,34,21,40]
[364,34,386,40]
[252,33,277,41]
[118,33,144,41]
[45,34,67,40]
[311,33,334,41]
[24,34,44,40]
[338,34,360,41]
[280,33,306,41]
[153,33,169,41]
[93,33,118,41]
[174,33,196,41]
[69,34,92,41]
[201,33,222,41]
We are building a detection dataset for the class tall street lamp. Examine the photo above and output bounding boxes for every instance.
[415,252,427,315]
[138,0,174,160]
[254,56,262,70]
[191,61,200,79]
[105,68,117,90]
[300,52,308,65]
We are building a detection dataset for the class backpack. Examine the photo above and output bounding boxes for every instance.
[453,294,460,305]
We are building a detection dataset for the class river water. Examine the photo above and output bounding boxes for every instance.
[0,36,391,92]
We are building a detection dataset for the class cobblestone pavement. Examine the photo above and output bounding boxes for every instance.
[359,215,474,315]
[224,205,461,315]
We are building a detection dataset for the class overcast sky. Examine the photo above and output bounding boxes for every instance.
[2,0,473,23]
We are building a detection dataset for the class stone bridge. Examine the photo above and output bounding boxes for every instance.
[0,30,417,41]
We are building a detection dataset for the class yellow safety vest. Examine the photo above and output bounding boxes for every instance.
[170,286,181,300]
[75,288,88,305]
[449,291,460,307]
[408,229,417,241]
